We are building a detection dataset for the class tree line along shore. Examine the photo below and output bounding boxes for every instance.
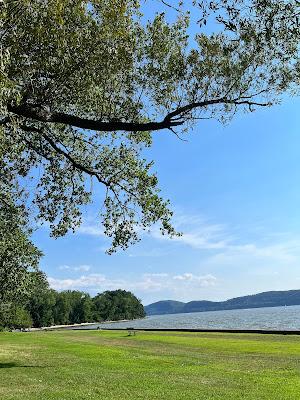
[0,275,145,331]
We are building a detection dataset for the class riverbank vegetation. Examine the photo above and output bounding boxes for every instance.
[0,287,145,330]
[0,330,300,399]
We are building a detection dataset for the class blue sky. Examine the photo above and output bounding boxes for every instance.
[32,96,300,305]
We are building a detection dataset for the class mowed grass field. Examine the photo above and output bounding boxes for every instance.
[1,330,300,399]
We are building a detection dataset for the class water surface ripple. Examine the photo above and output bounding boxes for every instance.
[74,305,300,331]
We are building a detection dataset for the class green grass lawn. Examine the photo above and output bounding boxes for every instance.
[1,330,300,399]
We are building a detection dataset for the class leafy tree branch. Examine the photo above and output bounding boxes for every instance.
[1,0,299,252]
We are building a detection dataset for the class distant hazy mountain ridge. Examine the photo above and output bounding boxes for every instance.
[144,290,300,316]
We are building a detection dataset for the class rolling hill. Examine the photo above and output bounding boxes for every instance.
[144,290,300,315]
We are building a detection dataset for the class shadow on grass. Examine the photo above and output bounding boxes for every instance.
[0,362,48,369]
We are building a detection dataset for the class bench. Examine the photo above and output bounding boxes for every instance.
[127,327,137,336]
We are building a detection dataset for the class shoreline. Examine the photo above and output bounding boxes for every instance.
[29,318,145,331]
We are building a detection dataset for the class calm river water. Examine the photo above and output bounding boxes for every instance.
[74,305,300,331]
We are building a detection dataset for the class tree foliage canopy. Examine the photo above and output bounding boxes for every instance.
[0,197,42,304]
[1,282,145,329]
[1,0,299,252]
[93,289,145,321]
[25,287,144,328]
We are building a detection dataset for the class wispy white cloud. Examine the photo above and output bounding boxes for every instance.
[59,264,91,272]
[175,232,228,250]
[144,273,169,278]
[77,224,104,237]
[128,249,170,258]
[150,211,300,268]
[48,274,107,291]
[204,239,300,269]
[48,272,218,298]
[40,209,300,268]
[51,211,300,302]
[173,273,217,287]
[149,213,232,250]
[76,213,229,251]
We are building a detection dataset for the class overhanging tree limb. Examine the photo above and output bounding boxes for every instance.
[7,98,271,133]
[1,0,297,252]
